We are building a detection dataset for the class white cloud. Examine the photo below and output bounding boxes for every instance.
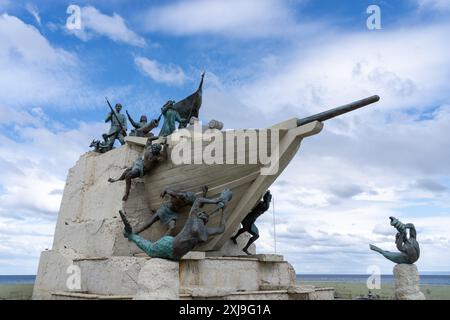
[70,6,146,47]
[26,3,41,26]
[198,22,450,273]
[416,0,450,10]
[0,106,106,274]
[141,0,297,38]
[135,56,187,86]
[0,14,142,110]
[236,24,450,118]
[0,13,86,108]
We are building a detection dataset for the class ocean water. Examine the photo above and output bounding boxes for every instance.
[1,274,449,286]
[0,275,36,284]
[298,274,450,286]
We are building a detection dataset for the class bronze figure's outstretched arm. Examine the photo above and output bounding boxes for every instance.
[126,110,139,129]
[207,208,227,236]
[161,188,188,200]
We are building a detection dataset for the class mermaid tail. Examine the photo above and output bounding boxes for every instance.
[370,244,410,264]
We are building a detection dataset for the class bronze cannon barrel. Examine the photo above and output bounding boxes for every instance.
[297,95,380,127]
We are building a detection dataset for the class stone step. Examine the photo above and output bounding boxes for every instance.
[180,289,290,300]
[71,254,296,296]
[51,291,133,300]
[179,285,334,300]
[52,286,334,300]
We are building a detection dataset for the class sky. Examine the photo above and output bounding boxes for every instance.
[0,0,449,275]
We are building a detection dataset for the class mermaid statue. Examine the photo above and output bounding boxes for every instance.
[370,216,420,264]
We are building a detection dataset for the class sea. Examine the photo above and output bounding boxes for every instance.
[1,274,450,286]
[298,274,450,286]
[0,275,36,284]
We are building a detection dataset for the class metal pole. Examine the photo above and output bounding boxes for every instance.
[272,196,277,254]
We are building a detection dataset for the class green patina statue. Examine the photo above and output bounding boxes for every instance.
[90,133,112,153]
[134,186,209,236]
[231,190,272,255]
[119,188,232,260]
[105,100,127,147]
[159,100,186,137]
[126,111,159,138]
[108,141,167,201]
[370,217,420,264]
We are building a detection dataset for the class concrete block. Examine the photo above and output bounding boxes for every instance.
[134,258,180,300]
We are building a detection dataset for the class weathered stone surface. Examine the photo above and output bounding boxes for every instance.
[74,256,148,296]
[394,264,426,300]
[306,287,335,300]
[287,285,335,300]
[259,260,296,289]
[181,251,206,260]
[206,233,256,257]
[181,287,233,298]
[180,257,295,292]
[32,249,81,300]
[134,258,180,300]
[52,146,168,257]
[51,292,133,300]
[254,254,284,262]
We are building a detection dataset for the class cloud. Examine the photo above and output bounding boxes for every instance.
[69,6,146,47]
[197,21,450,273]
[412,179,448,193]
[141,0,297,38]
[0,14,144,111]
[135,56,187,86]
[236,24,450,119]
[416,0,450,10]
[0,13,85,108]
[329,184,364,199]
[26,3,41,26]
[0,106,106,274]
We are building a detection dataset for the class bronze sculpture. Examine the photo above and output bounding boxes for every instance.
[89,133,112,153]
[108,141,167,201]
[134,186,209,236]
[119,188,232,260]
[105,99,127,148]
[231,190,272,255]
[127,111,160,137]
[158,100,186,137]
[370,217,420,264]
[172,72,204,128]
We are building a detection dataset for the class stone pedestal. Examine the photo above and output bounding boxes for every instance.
[393,264,426,300]
[36,251,333,300]
[33,144,334,300]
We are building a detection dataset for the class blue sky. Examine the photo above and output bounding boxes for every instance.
[0,0,450,275]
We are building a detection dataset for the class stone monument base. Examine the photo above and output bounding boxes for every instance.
[33,250,334,300]
[32,144,334,300]
[393,264,425,300]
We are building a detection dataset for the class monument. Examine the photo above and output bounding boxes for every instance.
[370,217,425,300]
[32,73,380,299]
